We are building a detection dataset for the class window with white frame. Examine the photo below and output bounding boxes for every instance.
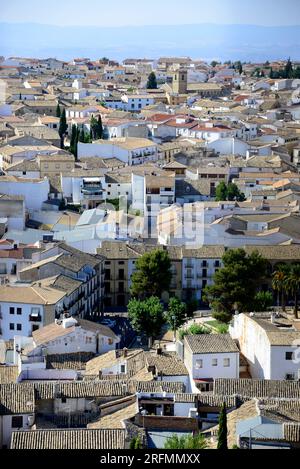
[195,359,203,369]
[223,358,230,367]
[212,358,218,367]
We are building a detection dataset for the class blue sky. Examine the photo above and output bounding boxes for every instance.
[1,0,300,27]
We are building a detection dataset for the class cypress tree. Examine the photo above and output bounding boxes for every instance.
[74,128,79,161]
[284,58,293,79]
[147,72,158,90]
[58,109,68,149]
[97,114,103,139]
[56,103,61,118]
[70,124,77,155]
[217,403,228,450]
[79,128,85,143]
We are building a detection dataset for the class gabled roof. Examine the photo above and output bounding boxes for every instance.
[185,334,239,354]
[10,429,126,449]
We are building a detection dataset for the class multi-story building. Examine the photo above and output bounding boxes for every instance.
[183,334,240,392]
[18,243,105,318]
[97,241,225,310]
[78,138,158,166]
[230,313,300,381]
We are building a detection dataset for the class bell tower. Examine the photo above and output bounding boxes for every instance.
[172,68,188,94]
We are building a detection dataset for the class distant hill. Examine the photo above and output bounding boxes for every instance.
[1,22,300,62]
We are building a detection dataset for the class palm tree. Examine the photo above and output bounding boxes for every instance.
[285,264,300,319]
[164,433,207,449]
[272,264,290,312]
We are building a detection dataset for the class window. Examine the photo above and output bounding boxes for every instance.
[108,338,113,345]
[212,359,218,367]
[224,358,230,367]
[195,359,203,369]
[17,308,22,315]
[120,364,126,373]
[10,307,15,315]
[17,324,22,331]
[286,352,294,361]
[12,416,23,428]
[9,323,15,330]
[61,397,67,404]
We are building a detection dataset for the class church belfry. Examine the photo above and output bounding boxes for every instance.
[172,68,188,94]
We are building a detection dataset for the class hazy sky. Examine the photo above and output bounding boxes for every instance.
[1,0,300,27]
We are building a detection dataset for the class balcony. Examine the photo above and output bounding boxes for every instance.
[29,314,42,323]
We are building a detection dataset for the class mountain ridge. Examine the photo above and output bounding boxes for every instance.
[1,22,300,62]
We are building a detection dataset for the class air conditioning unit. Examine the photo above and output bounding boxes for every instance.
[27,415,35,427]
[189,408,198,418]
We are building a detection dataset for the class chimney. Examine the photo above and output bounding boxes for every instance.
[271,313,276,324]
[123,348,128,358]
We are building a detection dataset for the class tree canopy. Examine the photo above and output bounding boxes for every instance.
[146,72,158,90]
[90,115,103,140]
[165,297,188,335]
[164,433,207,450]
[203,249,268,323]
[215,182,246,202]
[130,249,172,299]
[128,296,165,345]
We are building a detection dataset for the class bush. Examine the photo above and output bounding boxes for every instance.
[212,311,232,324]
[179,324,210,340]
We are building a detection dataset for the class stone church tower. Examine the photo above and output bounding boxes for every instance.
[172,68,188,94]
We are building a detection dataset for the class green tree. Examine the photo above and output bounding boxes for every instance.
[70,124,77,155]
[56,103,61,118]
[227,183,246,202]
[217,403,228,450]
[129,436,143,449]
[164,433,207,450]
[272,264,290,311]
[90,114,103,140]
[269,67,274,79]
[215,182,228,201]
[211,61,219,68]
[203,249,268,323]
[234,61,243,75]
[215,182,245,202]
[285,264,300,319]
[130,249,172,299]
[166,297,188,339]
[253,291,273,312]
[146,72,158,90]
[128,296,165,347]
[79,128,85,143]
[164,433,208,450]
[284,57,293,79]
[58,108,68,149]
